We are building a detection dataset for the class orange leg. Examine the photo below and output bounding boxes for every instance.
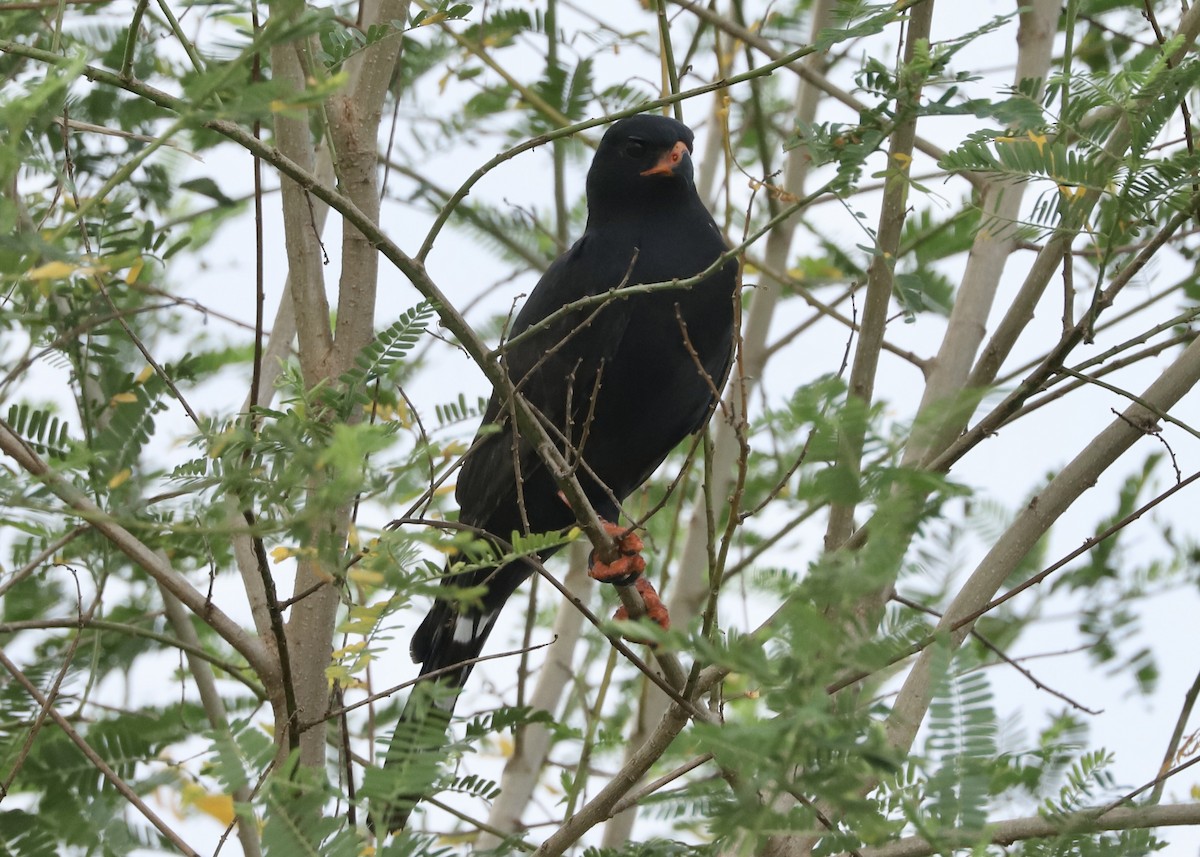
[588,519,646,585]
[589,522,670,634]
[554,494,671,635]
[613,575,671,631]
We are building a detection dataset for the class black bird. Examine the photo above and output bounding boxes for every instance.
[379,114,737,827]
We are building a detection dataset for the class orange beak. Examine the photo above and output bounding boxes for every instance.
[639,140,689,176]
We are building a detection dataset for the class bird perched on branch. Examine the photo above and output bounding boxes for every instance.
[377,113,737,830]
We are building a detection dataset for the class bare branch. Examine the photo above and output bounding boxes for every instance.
[0,649,202,857]
[0,420,273,676]
[887,333,1200,757]
[842,803,1200,857]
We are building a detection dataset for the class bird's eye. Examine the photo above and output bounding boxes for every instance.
[624,140,647,158]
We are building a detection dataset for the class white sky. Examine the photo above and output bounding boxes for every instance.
[6,1,1200,854]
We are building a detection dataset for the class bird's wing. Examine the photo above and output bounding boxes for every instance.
[410,236,637,681]
[455,233,639,531]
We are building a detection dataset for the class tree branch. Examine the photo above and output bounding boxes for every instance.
[887,332,1200,757]
[532,701,692,857]
[0,420,273,677]
[901,0,1059,467]
[0,649,202,857]
[824,0,935,552]
[841,803,1200,857]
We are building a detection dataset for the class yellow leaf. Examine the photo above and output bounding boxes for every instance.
[111,392,138,404]
[107,468,132,489]
[893,152,912,169]
[332,641,368,659]
[339,607,380,633]
[348,567,384,587]
[208,431,233,459]
[418,10,448,26]
[27,260,79,281]
[357,600,390,619]
[437,832,478,846]
[271,546,318,564]
[125,256,145,285]
[192,792,235,826]
[135,365,154,385]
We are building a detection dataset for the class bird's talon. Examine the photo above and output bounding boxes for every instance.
[588,551,645,585]
[588,551,644,584]
[600,520,644,555]
[588,520,646,584]
[613,576,671,642]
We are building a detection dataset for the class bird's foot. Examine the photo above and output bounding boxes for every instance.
[613,575,671,633]
[588,522,670,636]
[567,509,670,635]
[588,520,646,585]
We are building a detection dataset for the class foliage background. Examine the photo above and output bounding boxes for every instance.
[2,0,1200,855]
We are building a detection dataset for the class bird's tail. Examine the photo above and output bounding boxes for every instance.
[369,586,505,834]
[410,591,504,689]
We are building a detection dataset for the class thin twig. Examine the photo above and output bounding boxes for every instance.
[1150,663,1200,803]
[302,638,555,727]
[0,526,88,600]
[0,617,266,698]
[828,467,1200,695]
[890,593,1100,714]
[0,418,271,672]
[0,649,201,857]
[608,752,714,815]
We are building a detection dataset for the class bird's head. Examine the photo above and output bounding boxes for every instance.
[586,114,698,218]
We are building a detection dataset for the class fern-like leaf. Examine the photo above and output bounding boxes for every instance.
[5,404,71,459]
[93,386,166,480]
[434,392,488,427]
[335,302,434,416]
[922,653,997,836]
[343,302,434,391]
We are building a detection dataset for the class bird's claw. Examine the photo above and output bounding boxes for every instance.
[579,517,671,636]
[588,520,646,585]
[613,575,671,634]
